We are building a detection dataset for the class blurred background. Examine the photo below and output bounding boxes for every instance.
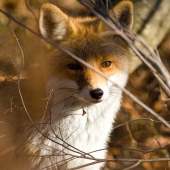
[0,0,170,169]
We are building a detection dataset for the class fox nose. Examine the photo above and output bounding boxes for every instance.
[90,89,103,99]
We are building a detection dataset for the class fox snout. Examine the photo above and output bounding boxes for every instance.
[80,83,109,103]
[90,88,103,99]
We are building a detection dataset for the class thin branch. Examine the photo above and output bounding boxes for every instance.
[68,157,170,170]
[113,118,170,130]
[122,161,141,170]
[24,0,38,26]
[88,146,170,155]
[12,29,25,70]
[0,71,17,84]
[67,160,101,170]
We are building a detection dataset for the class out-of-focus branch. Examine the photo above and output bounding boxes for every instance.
[122,161,141,170]
[68,157,170,170]
[112,118,170,130]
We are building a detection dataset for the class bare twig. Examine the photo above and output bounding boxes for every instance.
[113,118,170,130]
[122,161,142,170]
[24,0,38,26]
[68,157,170,170]
[12,29,25,70]
[0,70,17,83]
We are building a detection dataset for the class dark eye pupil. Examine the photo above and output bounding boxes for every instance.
[101,61,111,68]
[68,64,81,70]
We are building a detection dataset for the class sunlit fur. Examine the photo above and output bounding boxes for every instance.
[0,1,133,170]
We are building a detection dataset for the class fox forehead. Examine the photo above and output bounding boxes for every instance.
[62,18,125,55]
[53,34,129,72]
[51,17,129,67]
[49,21,129,82]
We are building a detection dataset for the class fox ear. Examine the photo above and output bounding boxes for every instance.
[39,3,71,41]
[112,1,133,29]
[99,1,133,31]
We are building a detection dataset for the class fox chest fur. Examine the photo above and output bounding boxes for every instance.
[0,1,133,170]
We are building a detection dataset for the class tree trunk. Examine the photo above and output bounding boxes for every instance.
[130,0,170,73]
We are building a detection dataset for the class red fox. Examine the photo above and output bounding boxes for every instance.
[0,1,133,170]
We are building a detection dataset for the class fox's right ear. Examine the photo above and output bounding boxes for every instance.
[99,1,133,32]
[39,3,72,42]
[111,1,134,29]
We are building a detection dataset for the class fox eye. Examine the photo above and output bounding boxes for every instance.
[100,61,111,68]
[68,64,81,70]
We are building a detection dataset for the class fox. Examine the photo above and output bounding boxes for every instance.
[0,1,133,170]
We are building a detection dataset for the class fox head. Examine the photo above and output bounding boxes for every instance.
[38,1,133,103]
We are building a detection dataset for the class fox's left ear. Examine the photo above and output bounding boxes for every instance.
[99,1,134,31]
